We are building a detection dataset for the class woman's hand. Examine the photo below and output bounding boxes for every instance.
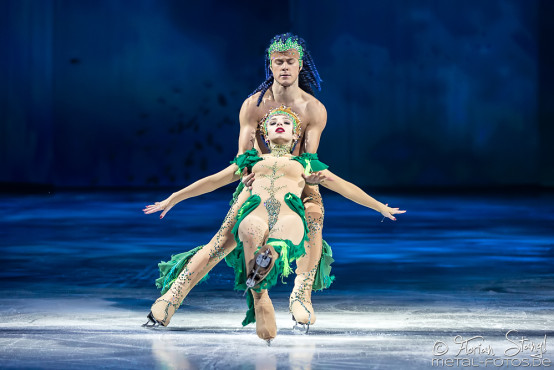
[302,171,332,186]
[379,203,406,221]
[143,198,175,219]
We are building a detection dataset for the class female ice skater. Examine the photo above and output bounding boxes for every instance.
[143,106,405,344]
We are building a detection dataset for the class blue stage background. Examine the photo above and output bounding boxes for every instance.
[2,0,552,189]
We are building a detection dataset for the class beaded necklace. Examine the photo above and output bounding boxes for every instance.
[269,143,291,157]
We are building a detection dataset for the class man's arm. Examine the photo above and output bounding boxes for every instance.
[237,96,260,155]
[302,101,327,154]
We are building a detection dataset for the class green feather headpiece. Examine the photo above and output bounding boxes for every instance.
[268,37,304,61]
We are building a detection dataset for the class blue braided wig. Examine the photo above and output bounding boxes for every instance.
[249,33,322,106]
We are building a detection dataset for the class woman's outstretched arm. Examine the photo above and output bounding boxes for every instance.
[318,169,406,221]
[143,164,240,218]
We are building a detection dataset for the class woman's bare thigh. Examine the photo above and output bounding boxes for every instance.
[238,207,269,247]
[268,212,304,245]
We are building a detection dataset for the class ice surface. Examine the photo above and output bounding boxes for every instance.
[1,191,553,369]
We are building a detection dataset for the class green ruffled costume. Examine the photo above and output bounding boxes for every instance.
[155,149,335,325]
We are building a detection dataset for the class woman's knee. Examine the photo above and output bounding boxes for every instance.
[238,215,268,244]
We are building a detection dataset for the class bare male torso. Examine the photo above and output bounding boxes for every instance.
[238,89,327,156]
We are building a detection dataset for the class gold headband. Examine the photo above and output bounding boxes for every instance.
[259,105,302,141]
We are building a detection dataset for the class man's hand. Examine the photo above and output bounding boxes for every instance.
[302,171,332,186]
[241,168,255,190]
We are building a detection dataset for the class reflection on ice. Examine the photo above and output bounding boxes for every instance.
[0,191,553,368]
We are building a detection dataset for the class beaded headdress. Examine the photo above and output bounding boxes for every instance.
[268,37,304,61]
[250,33,322,107]
[259,105,302,141]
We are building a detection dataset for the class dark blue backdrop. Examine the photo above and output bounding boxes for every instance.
[2,0,552,189]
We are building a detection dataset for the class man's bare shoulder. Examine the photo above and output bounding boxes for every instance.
[302,93,327,125]
[241,93,260,112]
[240,93,264,126]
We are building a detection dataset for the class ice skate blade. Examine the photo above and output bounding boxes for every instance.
[266,339,272,346]
[291,315,310,335]
[292,323,310,335]
[142,311,163,328]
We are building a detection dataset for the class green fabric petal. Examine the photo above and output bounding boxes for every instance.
[230,148,263,175]
[231,194,261,236]
[155,245,210,294]
[242,290,256,327]
[229,182,245,206]
[284,192,310,240]
[291,153,329,175]
[312,239,336,291]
